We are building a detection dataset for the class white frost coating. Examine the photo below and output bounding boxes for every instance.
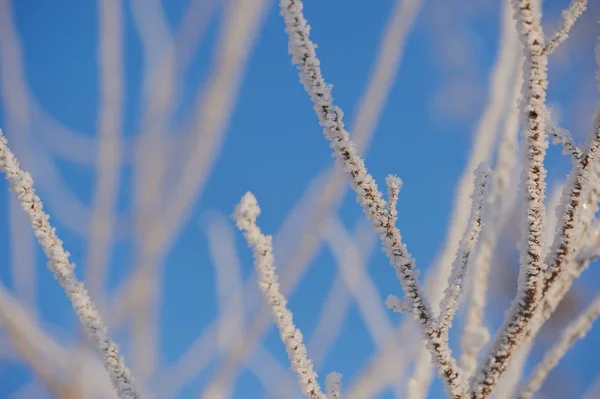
[326,372,342,399]
[0,131,140,399]
[518,295,600,398]
[385,294,411,313]
[545,106,581,161]
[544,0,588,55]
[437,165,490,336]
[233,192,326,399]
[278,0,463,395]
[386,175,402,225]
[471,0,549,396]
[461,53,522,381]
[543,110,600,301]
[521,112,600,363]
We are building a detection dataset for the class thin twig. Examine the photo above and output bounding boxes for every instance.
[471,0,549,396]
[0,131,140,399]
[517,295,600,398]
[233,192,327,399]
[544,0,588,55]
[279,0,464,395]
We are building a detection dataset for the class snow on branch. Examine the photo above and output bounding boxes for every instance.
[278,0,464,395]
[326,372,342,399]
[461,58,522,380]
[0,131,141,399]
[233,192,327,399]
[544,0,588,55]
[517,295,600,399]
[386,175,402,226]
[545,106,582,161]
[470,0,549,396]
[437,165,490,336]
[543,111,600,299]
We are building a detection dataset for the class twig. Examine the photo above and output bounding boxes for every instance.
[0,131,140,399]
[279,0,464,395]
[544,0,588,55]
[517,295,600,398]
[460,50,523,380]
[470,0,549,396]
[233,192,327,399]
[437,166,490,336]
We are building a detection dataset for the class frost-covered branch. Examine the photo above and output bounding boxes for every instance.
[471,0,549,396]
[437,165,489,337]
[279,0,464,395]
[326,372,342,399]
[544,0,587,55]
[233,192,327,399]
[543,111,600,300]
[0,131,140,399]
[517,295,600,398]
[461,56,522,379]
[545,107,582,161]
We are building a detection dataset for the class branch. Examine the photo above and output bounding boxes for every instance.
[279,0,464,395]
[471,0,550,396]
[544,0,588,55]
[543,109,600,299]
[437,165,490,336]
[517,295,600,398]
[545,106,582,161]
[233,192,327,399]
[460,49,522,379]
[190,0,423,390]
[0,131,140,399]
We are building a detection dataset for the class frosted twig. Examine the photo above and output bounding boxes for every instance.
[0,131,140,399]
[196,0,422,392]
[544,0,588,55]
[437,165,490,336]
[543,111,600,299]
[110,0,270,390]
[461,53,522,380]
[410,1,522,392]
[545,106,581,161]
[386,175,402,224]
[326,372,342,399]
[517,295,600,399]
[493,339,532,398]
[471,0,549,396]
[279,0,463,395]
[233,192,326,399]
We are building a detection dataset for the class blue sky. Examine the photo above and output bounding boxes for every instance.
[0,0,599,398]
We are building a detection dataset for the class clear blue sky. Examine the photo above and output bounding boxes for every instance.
[0,0,599,398]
